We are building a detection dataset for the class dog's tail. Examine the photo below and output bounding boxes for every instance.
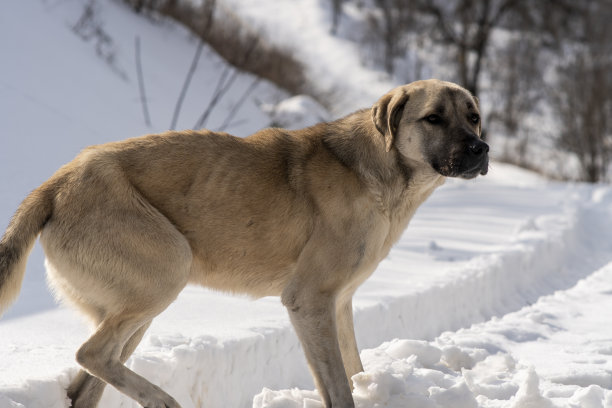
[0,181,55,316]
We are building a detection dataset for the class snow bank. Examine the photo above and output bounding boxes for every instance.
[256,262,612,408]
[351,181,612,348]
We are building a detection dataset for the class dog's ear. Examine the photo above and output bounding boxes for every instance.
[372,90,410,152]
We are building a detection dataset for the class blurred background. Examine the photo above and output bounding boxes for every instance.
[122,0,612,183]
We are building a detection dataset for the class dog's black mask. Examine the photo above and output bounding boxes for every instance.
[430,132,489,179]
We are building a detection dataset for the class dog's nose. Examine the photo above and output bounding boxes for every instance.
[469,140,489,157]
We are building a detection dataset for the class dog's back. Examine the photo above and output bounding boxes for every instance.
[0,128,319,316]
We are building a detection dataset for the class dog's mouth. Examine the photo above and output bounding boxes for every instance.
[460,153,490,178]
[459,160,489,179]
[432,140,489,179]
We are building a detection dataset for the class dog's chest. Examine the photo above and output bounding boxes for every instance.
[379,175,444,254]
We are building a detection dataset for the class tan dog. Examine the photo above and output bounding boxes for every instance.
[0,79,488,408]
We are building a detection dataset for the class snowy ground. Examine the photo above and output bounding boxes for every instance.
[2,1,612,408]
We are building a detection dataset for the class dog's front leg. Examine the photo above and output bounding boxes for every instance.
[283,288,354,408]
[336,297,364,387]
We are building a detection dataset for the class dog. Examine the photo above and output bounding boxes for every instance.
[0,79,488,407]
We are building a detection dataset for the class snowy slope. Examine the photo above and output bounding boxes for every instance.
[2,1,612,408]
[0,0,288,320]
[221,0,398,115]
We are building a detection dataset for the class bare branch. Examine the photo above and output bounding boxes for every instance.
[193,65,240,130]
[134,35,151,127]
[216,77,260,132]
[193,35,260,130]
[170,40,204,130]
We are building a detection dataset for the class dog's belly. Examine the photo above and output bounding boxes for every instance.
[188,256,297,298]
[184,203,394,299]
[184,213,311,298]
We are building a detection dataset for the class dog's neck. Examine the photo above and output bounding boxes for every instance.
[397,155,446,194]
[322,110,400,180]
[321,110,444,214]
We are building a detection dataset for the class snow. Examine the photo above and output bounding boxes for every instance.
[2,1,612,408]
[0,0,287,320]
[220,0,397,115]
[255,261,612,408]
[260,95,330,130]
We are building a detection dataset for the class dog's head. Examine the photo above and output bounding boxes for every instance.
[372,79,489,179]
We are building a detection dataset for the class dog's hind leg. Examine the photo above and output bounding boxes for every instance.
[41,168,194,407]
[75,314,180,408]
[68,321,152,408]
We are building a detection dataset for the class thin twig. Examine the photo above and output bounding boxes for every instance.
[193,36,260,130]
[216,117,249,131]
[216,77,261,132]
[193,65,240,130]
[134,35,151,127]
[170,40,204,130]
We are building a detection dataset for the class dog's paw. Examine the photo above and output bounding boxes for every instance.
[139,387,182,408]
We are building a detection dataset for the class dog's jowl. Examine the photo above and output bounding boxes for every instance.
[0,79,488,408]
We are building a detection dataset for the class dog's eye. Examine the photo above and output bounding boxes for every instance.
[427,114,441,124]
[471,114,480,124]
